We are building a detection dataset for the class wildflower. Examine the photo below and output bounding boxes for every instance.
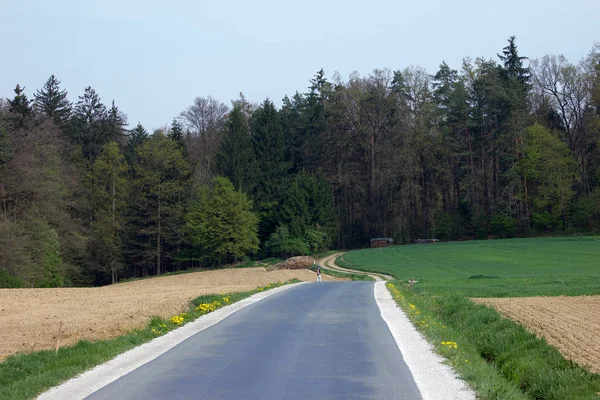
[170,315,184,326]
[409,304,416,309]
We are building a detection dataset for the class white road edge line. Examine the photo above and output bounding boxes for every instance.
[374,281,476,400]
[37,282,307,400]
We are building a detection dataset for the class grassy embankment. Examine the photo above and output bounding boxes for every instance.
[308,264,375,281]
[0,280,299,400]
[342,237,600,399]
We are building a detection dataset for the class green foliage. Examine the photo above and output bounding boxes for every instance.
[129,132,189,275]
[573,188,600,230]
[33,75,71,125]
[215,104,256,192]
[70,86,108,161]
[518,123,577,230]
[105,101,127,143]
[278,171,335,250]
[490,214,517,238]
[265,225,310,257]
[251,99,291,240]
[0,126,11,167]
[24,210,65,287]
[0,269,24,288]
[168,118,186,153]
[7,84,32,121]
[185,176,259,264]
[89,142,129,283]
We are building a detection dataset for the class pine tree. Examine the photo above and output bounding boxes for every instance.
[34,75,71,125]
[215,104,256,192]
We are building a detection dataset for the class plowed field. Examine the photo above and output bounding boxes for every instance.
[0,267,339,361]
[473,296,600,374]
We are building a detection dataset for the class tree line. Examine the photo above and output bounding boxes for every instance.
[1,36,599,287]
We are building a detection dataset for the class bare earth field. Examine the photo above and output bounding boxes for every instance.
[0,267,339,361]
[473,295,600,374]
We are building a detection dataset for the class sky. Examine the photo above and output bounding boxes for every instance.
[1,0,598,131]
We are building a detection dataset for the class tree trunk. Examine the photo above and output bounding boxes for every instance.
[157,183,161,276]
[1,182,6,221]
[111,179,116,284]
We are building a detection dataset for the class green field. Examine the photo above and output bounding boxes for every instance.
[342,236,600,297]
[342,237,600,399]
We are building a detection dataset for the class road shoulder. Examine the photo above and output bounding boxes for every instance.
[374,281,476,400]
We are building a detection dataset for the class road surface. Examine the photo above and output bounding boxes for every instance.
[86,282,422,400]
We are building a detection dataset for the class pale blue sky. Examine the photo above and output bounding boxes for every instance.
[1,0,598,130]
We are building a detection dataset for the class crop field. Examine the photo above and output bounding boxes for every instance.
[474,295,600,374]
[342,236,600,297]
[0,267,340,362]
[342,236,600,399]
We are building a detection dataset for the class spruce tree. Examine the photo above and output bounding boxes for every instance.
[168,118,186,153]
[8,85,32,125]
[215,104,256,192]
[251,99,290,242]
[71,86,108,160]
[34,75,71,125]
[105,101,127,144]
[125,123,148,168]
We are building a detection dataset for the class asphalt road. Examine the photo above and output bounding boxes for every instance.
[86,282,422,400]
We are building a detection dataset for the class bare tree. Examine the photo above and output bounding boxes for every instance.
[530,53,596,191]
[179,96,229,185]
[180,95,228,136]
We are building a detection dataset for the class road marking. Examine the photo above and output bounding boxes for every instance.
[374,281,476,400]
[37,283,306,400]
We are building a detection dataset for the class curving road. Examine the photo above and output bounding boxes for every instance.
[85,282,422,400]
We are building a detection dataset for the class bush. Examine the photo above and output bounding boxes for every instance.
[265,225,310,257]
[0,270,24,288]
[490,214,517,238]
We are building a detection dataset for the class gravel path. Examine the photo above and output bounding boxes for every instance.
[319,253,394,281]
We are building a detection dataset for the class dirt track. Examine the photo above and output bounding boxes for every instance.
[473,296,600,374]
[0,268,338,361]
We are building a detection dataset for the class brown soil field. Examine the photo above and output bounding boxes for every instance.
[473,295,600,374]
[0,267,340,361]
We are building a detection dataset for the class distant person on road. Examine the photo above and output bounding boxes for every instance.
[314,262,322,282]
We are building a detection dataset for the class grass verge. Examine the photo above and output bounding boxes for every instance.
[0,280,299,400]
[308,265,374,281]
[386,281,600,399]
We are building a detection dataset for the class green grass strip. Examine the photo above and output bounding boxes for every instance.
[308,265,375,281]
[0,280,300,400]
[386,281,600,400]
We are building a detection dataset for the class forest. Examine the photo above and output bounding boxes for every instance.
[1,37,599,287]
